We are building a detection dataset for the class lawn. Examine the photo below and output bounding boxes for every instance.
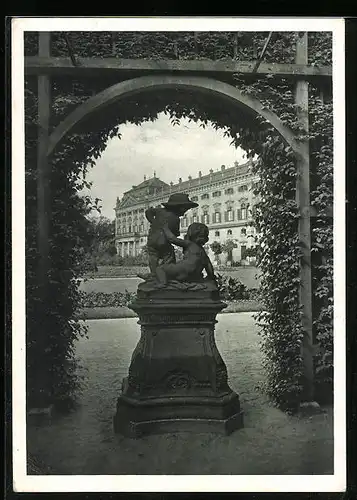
[83,265,261,290]
[27,313,333,475]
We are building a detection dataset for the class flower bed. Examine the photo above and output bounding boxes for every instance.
[80,285,261,310]
[81,290,137,308]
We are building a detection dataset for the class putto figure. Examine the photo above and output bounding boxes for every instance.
[145,193,198,274]
[156,222,216,285]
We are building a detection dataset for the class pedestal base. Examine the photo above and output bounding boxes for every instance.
[114,380,243,437]
[114,283,244,437]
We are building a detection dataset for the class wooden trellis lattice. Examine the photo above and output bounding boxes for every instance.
[28,31,333,405]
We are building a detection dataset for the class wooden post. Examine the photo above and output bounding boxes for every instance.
[37,32,51,297]
[295,32,316,404]
[252,32,273,74]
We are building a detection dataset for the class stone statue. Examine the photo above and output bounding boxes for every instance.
[144,193,198,275]
[114,215,243,437]
[115,204,243,438]
[156,222,216,285]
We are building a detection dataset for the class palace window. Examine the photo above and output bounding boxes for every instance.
[227,229,232,236]
[191,196,199,202]
[225,209,234,222]
[122,226,126,234]
[202,212,209,224]
[140,223,144,232]
[181,217,189,228]
[238,184,248,192]
[241,228,247,236]
[212,191,221,198]
[225,187,234,195]
[192,214,198,223]
[215,231,220,237]
[128,225,132,233]
[201,193,209,200]
[213,211,221,223]
[238,203,247,220]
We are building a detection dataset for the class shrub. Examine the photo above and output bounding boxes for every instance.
[222,239,238,263]
[81,290,136,308]
[215,273,249,301]
[81,286,259,309]
[96,253,124,266]
[121,253,149,267]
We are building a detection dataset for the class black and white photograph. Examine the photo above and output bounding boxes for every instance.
[11,17,346,493]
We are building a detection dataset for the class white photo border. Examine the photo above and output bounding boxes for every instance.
[11,16,346,493]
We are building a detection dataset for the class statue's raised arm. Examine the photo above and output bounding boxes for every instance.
[145,193,198,276]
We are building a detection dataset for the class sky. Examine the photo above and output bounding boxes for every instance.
[81,112,247,220]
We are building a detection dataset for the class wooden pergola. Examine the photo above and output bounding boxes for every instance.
[26,32,333,405]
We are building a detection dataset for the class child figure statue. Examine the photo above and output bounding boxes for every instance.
[145,193,198,275]
[156,222,217,285]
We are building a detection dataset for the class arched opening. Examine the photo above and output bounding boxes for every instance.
[44,75,306,297]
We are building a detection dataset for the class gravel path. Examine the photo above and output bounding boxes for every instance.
[27,313,333,475]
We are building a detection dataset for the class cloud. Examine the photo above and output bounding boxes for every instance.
[81,113,247,219]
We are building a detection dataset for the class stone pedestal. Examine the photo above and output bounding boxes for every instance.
[113,281,243,437]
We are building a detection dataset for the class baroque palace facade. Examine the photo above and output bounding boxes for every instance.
[114,160,259,264]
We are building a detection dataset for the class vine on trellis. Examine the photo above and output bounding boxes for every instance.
[24,31,333,410]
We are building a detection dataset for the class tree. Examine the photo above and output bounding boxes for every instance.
[244,246,257,258]
[87,215,116,256]
[222,239,238,263]
[210,241,223,265]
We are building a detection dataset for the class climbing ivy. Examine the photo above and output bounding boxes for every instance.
[24,31,333,410]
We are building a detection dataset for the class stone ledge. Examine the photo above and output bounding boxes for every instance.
[298,401,323,416]
[113,412,244,438]
[114,390,243,438]
[27,405,55,419]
